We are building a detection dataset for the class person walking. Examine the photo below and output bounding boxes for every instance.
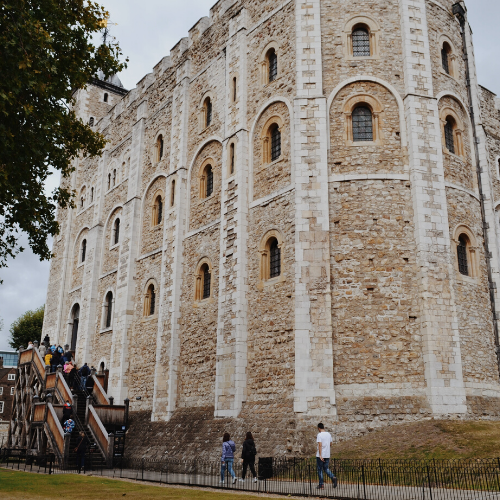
[220,432,236,485]
[239,432,258,483]
[79,362,90,388]
[61,401,72,425]
[50,349,61,373]
[39,343,46,358]
[63,418,75,434]
[74,431,89,473]
[316,423,337,490]
[44,350,53,367]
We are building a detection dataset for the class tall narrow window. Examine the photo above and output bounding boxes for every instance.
[441,43,451,74]
[271,125,281,161]
[108,173,111,190]
[153,195,163,225]
[206,165,213,197]
[105,292,113,328]
[444,118,455,154]
[81,239,87,263]
[113,218,120,245]
[104,93,109,103]
[457,235,469,276]
[157,134,164,161]
[144,284,156,316]
[352,28,370,57]
[206,99,212,127]
[171,180,175,207]
[202,264,211,299]
[89,117,94,127]
[269,238,281,278]
[268,49,278,82]
[113,169,117,186]
[230,143,235,174]
[233,77,237,102]
[91,187,94,203]
[150,286,156,315]
[352,106,373,142]
[81,196,84,209]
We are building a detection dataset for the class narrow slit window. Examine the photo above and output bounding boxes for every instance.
[171,180,175,207]
[147,284,156,316]
[81,239,87,263]
[113,218,120,245]
[271,125,281,162]
[457,235,469,276]
[269,238,281,279]
[157,135,164,161]
[230,143,235,174]
[233,77,237,102]
[268,49,278,82]
[206,166,213,197]
[206,98,212,127]
[107,173,111,190]
[444,119,455,154]
[104,93,108,103]
[80,196,84,209]
[105,292,113,328]
[113,169,117,186]
[202,264,211,299]
[154,195,163,225]
[352,106,373,142]
[91,187,94,203]
[352,28,370,57]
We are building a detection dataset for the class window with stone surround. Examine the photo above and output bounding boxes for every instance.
[103,291,113,329]
[81,239,87,263]
[267,49,278,82]
[343,94,383,145]
[232,77,237,102]
[113,218,120,245]
[112,168,117,187]
[199,162,214,199]
[439,36,457,78]
[258,230,285,289]
[203,97,212,129]
[228,141,236,175]
[453,226,478,279]
[352,106,374,142]
[195,259,213,301]
[171,179,176,207]
[152,193,163,226]
[155,134,164,163]
[261,116,284,165]
[260,42,280,85]
[143,282,157,317]
[440,109,465,157]
[344,15,380,60]
[79,186,86,211]
[104,92,108,103]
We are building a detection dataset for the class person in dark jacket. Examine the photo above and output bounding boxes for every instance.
[240,432,258,482]
[61,401,72,425]
[74,431,89,472]
[50,350,61,372]
[220,432,236,484]
[68,365,78,390]
[79,363,91,388]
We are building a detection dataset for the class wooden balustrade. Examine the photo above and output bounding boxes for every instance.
[46,373,56,389]
[33,348,45,377]
[93,405,126,426]
[46,404,64,455]
[92,375,110,405]
[33,403,46,422]
[56,373,73,404]
[88,405,109,457]
[19,349,32,365]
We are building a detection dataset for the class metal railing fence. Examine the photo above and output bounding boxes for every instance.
[1,450,500,499]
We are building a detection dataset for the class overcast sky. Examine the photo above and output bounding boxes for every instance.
[0,0,498,350]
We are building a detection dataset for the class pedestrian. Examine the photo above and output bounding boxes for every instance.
[43,334,50,348]
[62,348,72,364]
[44,350,53,367]
[79,362,90,389]
[39,343,46,358]
[315,423,337,490]
[220,432,236,484]
[74,431,89,473]
[63,418,75,434]
[51,349,61,373]
[57,345,64,355]
[62,401,72,424]
[240,432,258,483]
[68,364,78,390]
[27,342,34,350]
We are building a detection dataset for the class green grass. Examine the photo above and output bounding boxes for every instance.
[330,420,500,460]
[0,469,276,500]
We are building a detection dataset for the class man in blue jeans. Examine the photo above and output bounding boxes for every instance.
[316,422,338,490]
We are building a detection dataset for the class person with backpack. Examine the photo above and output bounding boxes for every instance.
[61,401,73,425]
[239,432,258,483]
[74,431,89,473]
[79,362,91,389]
[63,418,75,434]
[50,349,61,372]
[220,432,236,485]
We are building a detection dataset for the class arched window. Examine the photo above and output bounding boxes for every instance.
[113,218,120,245]
[205,98,212,127]
[457,235,469,276]
[99,361,105,374]
[269,238,281,278]
[91,187,94,203]
[271,124,281,162]
[104,93,108,103]
[80,196,84,209]
[70,304,80,351]
[81,239,87,263]
[107,173,111,190]
[89,117,94,127]
[441,42,452,75]
[112,169,117,187]
[230,143,235,174]
[156,134,164,162]
[104,291,113,329]
[195,261,212,301]
[202,264,211,299]
[170,180,175,207]
[232,77,237,102]
[153,195,163,226]
[267,48,278,82]
[144,283,156,316]
[352,106,374,142]
[352,27,370,57]
[444,117,455,154]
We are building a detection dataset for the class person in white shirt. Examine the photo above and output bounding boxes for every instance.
[316,422,337,489]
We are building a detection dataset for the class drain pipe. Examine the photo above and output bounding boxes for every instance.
[453,2,500,377]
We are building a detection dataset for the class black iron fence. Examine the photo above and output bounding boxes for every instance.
[1,449,500,499]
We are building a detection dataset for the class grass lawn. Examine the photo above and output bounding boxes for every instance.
[330,420,500,459]
[0,469,277,500]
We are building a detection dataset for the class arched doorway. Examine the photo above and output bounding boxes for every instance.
[70,304,80,351]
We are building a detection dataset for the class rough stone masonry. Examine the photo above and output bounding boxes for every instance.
[42,0,500,458]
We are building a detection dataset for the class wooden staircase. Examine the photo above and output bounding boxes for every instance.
[7,345,129,469]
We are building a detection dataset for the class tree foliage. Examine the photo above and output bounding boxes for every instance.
[0,0,127,276]
[9,305,45,350]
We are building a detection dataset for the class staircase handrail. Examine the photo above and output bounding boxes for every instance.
[91,374,110,405]
[33,348,45,380]
[46,403,65,456]
[87,405,110,461]
[92,404,126,426]
[55,371,74,405]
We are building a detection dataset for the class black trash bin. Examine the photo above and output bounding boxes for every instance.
[258,457,273,480]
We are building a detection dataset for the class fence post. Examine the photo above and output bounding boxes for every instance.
[426,464,433,500]
[308,461,312,496]
[362,463,367,500]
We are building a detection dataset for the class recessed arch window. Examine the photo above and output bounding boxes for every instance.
[259,231,285,286]
[352,26,370,57]
[104,291,113,329]
[453,226,478,278]
[352,106,374,142]
[113,218,120,245]
[457,235,469,276]
[112,169,117,187]
[156,134,164,162]
[104,93,108,103]
[269,238,281,278]
[170,180,176,207]
[444,117,455,154]
[441,42,452,75]
[440,106,465,157]
[203,97,213,128]
[267,48,278,82]
[143,283,156,316]
[195,260,213,301]
[261,117,284,164]
[200,163,214,199]
[81,239,87,263]
[153,194,163,226]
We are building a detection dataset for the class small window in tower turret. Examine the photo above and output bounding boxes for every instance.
[104,93,109,103]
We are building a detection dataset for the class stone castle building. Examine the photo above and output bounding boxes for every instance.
[42,0,500,456]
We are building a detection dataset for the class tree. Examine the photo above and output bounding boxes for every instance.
[9,306,45,350]
[0,0,127,278]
